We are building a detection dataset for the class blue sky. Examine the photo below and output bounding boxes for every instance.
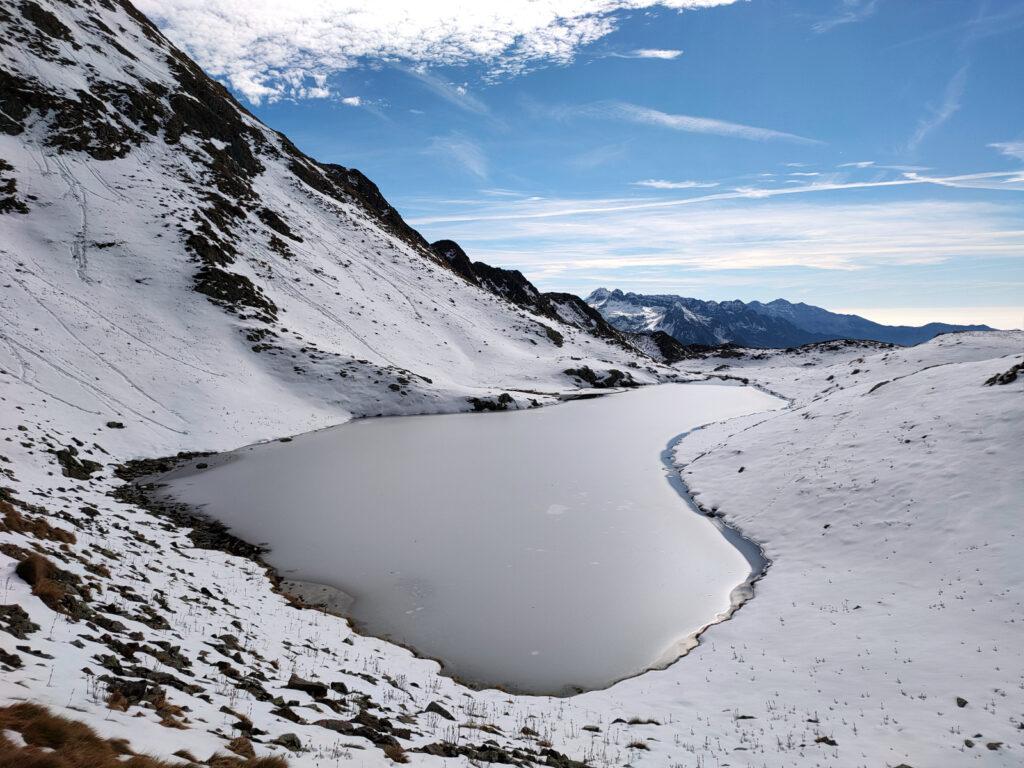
[142,0,1024,327]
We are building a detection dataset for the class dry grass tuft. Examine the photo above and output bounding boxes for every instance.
[208,755,289,768]
[14,553,72,613]
[0,494,76,544]
[0,703,289,767]
[382,743,410,763]
[226,736,256,758]
[13,552,54,587]
[0,702,170,768]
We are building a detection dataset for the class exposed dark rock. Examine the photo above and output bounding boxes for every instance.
[541,324,564,347]
[430,239,477,284]
[0,604,40,639]
[985,361,1022,386]
[467,393,515,412]
[634,331,711,363]
[53,445,102,480]
[0,646,22,669]
[285,673,328,698]
[564,366,638,389]
[0,159,29,214]
[428,242,659,359]
[424,701,455,721]
[415,741,586,768]
[193,265,278,323]
[542,293,620,340]
[270,706,305,724]
[272,732,303,751]
[257,207,303,242]
[469,261,541,307]
[21,1,75,45]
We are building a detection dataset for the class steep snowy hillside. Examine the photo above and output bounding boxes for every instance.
[1,0,665,456]
[588,288,993,348]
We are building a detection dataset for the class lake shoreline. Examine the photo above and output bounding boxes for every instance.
[130,381,784,697]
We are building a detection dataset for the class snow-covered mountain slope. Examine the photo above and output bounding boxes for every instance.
[428,239,672,361]
[670,330,1024,765]
[1,0,667,458]
[3,322,1020,766]
[588,288,994,348]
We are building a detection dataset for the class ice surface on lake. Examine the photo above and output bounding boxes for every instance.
[157,384,782,694]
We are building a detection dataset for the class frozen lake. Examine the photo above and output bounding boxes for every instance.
[153,383,782,694]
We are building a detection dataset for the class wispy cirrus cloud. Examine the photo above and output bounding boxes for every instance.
[558,101,821,144]
[907,65,969,151]
[568,143,632,169]
[631,179,718,189]
[426,133,489,179]
[407,195,1024,282]
[399,164,1024,308]
[410,170,1023,225]
[402,67,493,117]
[887,3,1024,51]
[990,140,1024,162]
[621,48,684,59]
[813,0,883,34]
[135,0,739,103]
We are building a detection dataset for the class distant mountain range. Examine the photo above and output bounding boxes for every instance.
[586,289,993,348]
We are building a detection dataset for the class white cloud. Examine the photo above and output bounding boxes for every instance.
[402,67,493,116]
[625,48,683,59]
[813,0,882,34]
[574,101,821,144]
[136,0,738,103]
[990,141,1024,162]
[409,170,1023,225]
[340,96,362,106]
[406,194,1024,286]
[907,65,968,151]
[632,179,718,189]
[426,134,489,179]
[569,143,631,169]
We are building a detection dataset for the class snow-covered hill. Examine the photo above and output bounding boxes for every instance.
[1,0,667,459]
[587,288,994,348]
[3,320,1021,767]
